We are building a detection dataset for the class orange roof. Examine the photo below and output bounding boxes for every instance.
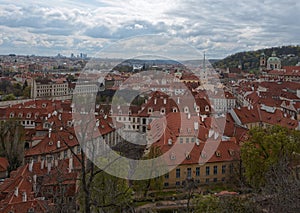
[0,158,9,172]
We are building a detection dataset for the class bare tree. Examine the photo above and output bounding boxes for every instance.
[0,119,25,173]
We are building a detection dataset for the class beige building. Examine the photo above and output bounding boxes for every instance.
[31,78,69,99]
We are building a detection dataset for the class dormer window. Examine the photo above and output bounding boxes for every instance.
[172,107,178,113]
[215,151,221,157]
[185,152,191,160]
[184,107,189,113]
[228,149,235,156]
[195,106,200,112]
[9,112,14,118]
[201,151,207,158]
[18,113,23,118]
[161,108,165,115]
[170,152,176,160]
[26,113,31,118]
[205,105,209,112]
[148,108,153,114]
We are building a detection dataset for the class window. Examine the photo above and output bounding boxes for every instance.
[205,105,209,112]
[205,178,209,183]
[230,163,234,174]
[222,165,226,174]
[176,181,180,186]
[77,146,81,154]
[213,178,218,182]
[206,166,210,176]
[196,167,200,176]
[164,182,169,187]
[213,166,218,175]
[186,138,189,143]
[187,168,192,178]
[191,137,195,143]
[164,173,169,179]
[180,138,183,143]
[64,150,68,159]
[176,168,180,178]
[222,177,226,182]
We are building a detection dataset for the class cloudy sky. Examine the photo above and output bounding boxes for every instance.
[0,0,299,59]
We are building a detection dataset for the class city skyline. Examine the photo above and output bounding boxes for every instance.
[0,0,300,58]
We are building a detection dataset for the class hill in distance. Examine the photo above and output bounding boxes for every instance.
[212,45,300,71]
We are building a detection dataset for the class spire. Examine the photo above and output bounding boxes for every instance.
[203,51,206,72]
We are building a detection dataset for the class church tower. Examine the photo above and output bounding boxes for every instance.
[260,52,266,69]
[200,52,207,83]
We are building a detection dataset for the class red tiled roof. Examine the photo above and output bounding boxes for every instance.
[0,158,9,172]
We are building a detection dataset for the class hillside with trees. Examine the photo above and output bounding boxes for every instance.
[213,45,300,70]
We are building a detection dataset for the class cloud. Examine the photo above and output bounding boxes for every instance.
[0,0,299,58]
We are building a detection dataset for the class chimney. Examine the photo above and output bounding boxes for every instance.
[14,187,19,197]
[41,159,44,170]
[209,129,214,138]
[68,157,73,173]
[177,97,180,104]
[48,128,52,138]
[187,113,191,119]
[33,174,37,183]
[194,122,199,130]
[22,191,27,202]
[154,98,157,105]
[47,162,51,173]
[57,140,61,148]
[163,98,167,105]
[28,160,33,172]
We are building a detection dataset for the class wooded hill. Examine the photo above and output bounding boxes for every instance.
[212,45,300,70]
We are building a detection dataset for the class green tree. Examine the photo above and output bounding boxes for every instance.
[241,125,300,188]
[0,119,25,173]
[2,93,16,101]
[79,171,133,213]
[131,146,164,199]
[23,86,31,98]
[194,194,220,213]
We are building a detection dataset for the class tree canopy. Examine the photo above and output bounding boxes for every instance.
[241,125,300,188]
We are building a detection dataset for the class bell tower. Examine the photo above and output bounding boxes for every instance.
[260,52,266,68]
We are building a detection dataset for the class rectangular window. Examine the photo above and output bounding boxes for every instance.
[64,150,68,159]
[186,138,189,143]
[164,173,169,179]
[187,168,192,178]
[164,182,169,187]
[196,167,200,176]
[206,166,210,176]
[176,168,180,178]
[230,163,234,174]
[213,178,218,182]
[205,178,209,183]
[222,165,226,174]
[191,137,195,143]
[180,138,183,143]
[176,181,180,186]
[214,165,218,175]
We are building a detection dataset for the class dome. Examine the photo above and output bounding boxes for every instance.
[267,51,280,63]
